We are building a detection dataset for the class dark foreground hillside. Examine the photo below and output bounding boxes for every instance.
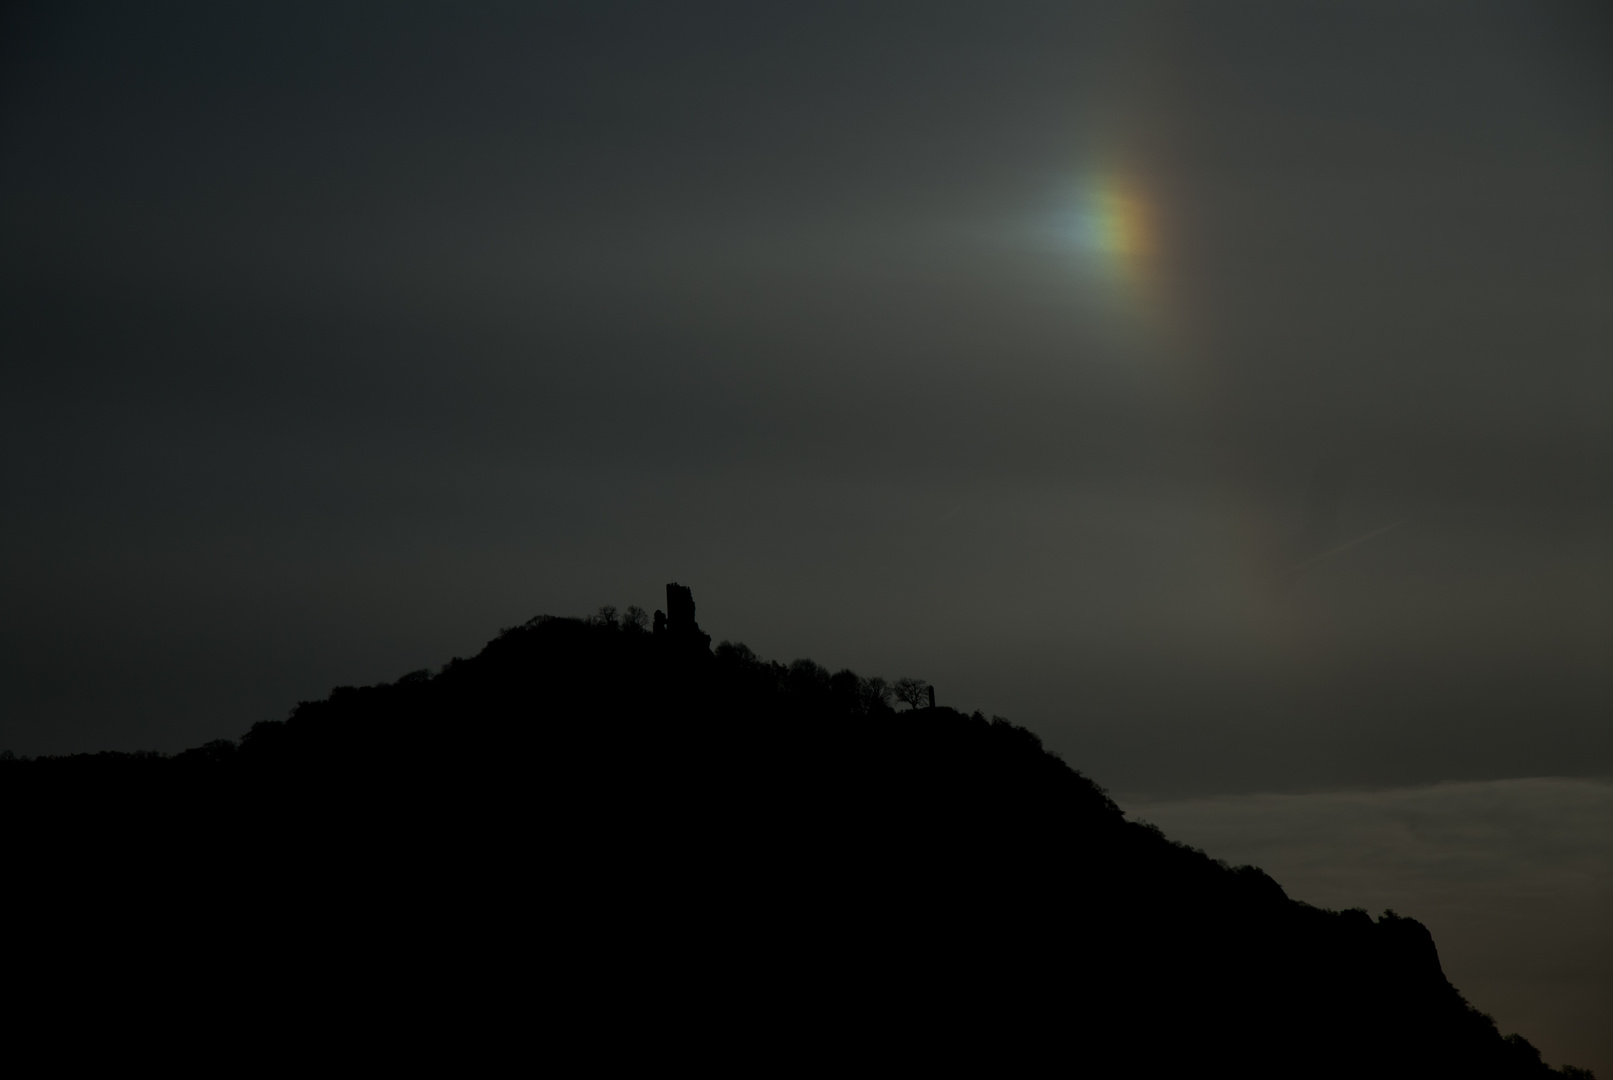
[3,588,1591,1076]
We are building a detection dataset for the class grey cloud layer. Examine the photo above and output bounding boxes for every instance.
[1,2,1608,789]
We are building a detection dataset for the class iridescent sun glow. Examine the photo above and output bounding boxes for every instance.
[1077,175,1155,267]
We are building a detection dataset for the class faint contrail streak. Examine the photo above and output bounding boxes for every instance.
[1284,521,1405,578]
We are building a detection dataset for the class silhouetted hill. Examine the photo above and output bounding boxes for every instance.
[1,589,1591,1077]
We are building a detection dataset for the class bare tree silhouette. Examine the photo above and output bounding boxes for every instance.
[893,676,930,710]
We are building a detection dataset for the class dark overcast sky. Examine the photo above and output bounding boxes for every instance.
[2,1,1609,796]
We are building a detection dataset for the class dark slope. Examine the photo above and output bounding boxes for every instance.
[2,604,1589,1077]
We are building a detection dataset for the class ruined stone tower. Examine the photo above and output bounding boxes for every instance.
[657,582,711,651]
[665,582,697,635]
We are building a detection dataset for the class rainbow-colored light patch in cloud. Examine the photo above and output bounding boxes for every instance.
[1075,173,1155,276]
[1056,169,1166,336]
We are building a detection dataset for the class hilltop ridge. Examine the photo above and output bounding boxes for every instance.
[2,586,1591,1076]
